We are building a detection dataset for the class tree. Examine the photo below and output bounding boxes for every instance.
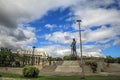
[56,57,63,61]
[105,56,115,63]
[116,57,120,63]
[90,62,98,73]
[12,53,21,67]
[63,55,70,60]
[0,48,14,67]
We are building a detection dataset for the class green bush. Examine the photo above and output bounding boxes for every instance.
[85,61,91,65]
[63,54,78,60]
[90,62,98,73]
[116,57,120,63]
[23,65,39,78]
[105,56,115,63]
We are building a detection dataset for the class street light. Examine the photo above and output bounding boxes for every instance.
[76,20,85,79]
[32,46,35,65]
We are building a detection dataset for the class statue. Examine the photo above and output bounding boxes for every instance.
[71,38,77,57]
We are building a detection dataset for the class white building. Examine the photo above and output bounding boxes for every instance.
[17,49,48,66]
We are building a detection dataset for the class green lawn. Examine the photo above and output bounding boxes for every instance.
[0,72,23,78]
[30,76,120,80]
[0,72,120,80]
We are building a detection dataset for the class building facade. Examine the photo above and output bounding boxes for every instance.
[17,49,48,67]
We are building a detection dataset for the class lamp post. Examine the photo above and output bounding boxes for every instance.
[76,20,85,78]
[32,46,35,65]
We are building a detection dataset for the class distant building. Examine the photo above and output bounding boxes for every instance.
[17,49,48,66]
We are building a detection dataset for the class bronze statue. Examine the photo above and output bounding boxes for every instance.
[71,38,77,57]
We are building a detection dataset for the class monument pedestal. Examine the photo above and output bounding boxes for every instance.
[71,56,77,60]
[55,61,82,72]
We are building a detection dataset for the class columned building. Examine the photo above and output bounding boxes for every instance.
[17,49,48,66]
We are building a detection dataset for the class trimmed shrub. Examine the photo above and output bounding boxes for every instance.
[105,56,115,63]
[90,62,98,73]
[85,61,91,65]
[23,65,39,78]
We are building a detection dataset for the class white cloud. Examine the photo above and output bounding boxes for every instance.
[81,45,105,57]
[6,0,79,22]
[0,0,119,57]
[0,25,37,49]
[0,0,79,50]
[83,25,120,44]
[42,0,120,57]
[86,52,104,57]
[113,38,120,46]
[36,44,104,57]
[37,45,71,57]
[44,24,120,58]
[72,8,120,29]
[68,0,120,31]
[45,24,56,31]
[1,0,118,30]
[45,31,79,44]
[45,24,120,45]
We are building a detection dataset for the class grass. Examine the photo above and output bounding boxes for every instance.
[0,72,23,78]
[0,72,120,80]
[29,76,120,80]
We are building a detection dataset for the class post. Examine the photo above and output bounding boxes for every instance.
[76,20,85,78]
[32,46,35,65]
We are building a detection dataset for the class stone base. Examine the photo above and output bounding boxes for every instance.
[71,56,77,60]
[55,61,82,72]
[55,66,82,72]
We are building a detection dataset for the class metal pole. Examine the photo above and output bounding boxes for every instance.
[76,20,85,78]
[32,46,35,65]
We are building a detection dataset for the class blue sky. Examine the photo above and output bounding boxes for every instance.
[0,0,120,57]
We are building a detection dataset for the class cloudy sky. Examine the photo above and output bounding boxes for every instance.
[0,0,120,57]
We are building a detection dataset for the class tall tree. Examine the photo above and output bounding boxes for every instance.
[0,48,14,66]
